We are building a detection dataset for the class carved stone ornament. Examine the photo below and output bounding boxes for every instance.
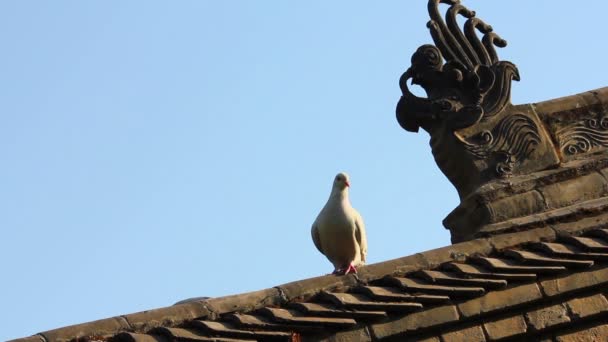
[556,115,608,155]
[395,0,553,198]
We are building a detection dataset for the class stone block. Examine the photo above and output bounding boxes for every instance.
[40,316,130,342]
[277,273,359,302]
[457,283,543,318]
[6,336,46,342]
[356,254,427,283]
[483,314,527,340]
[441,325,486,342]
[369,305,459,340]
[539,266,608,297]
[123,302,210,332]
[555,323,608,342]
[487,227,556,251]
[418,238,493,269]
[303,326,372,342]
[525,304,570,331]
[204,288,282,315]
[487,190,546,223]
[540,172,608,209]
[565,293,608,319]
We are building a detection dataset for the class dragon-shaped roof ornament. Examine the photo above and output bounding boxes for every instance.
[396,0,558,199]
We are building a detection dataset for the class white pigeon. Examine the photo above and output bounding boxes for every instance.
[311,172,367,275]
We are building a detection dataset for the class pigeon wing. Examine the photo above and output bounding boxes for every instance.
[311,222,324,255]
[354,211,367,263]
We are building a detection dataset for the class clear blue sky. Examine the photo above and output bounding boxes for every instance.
[1,1,606,340]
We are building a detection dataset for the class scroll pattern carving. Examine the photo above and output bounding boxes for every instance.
[556,116,608,155]
[462,114,541,177]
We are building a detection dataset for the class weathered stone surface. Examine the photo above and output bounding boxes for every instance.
[40,316,131,342]
[356,254,427,283]
[369,305,459,340]
[489,190,547,223]
[444,262,537,281]
[540,172,608,209]
[549,206,608,235]
[555,323,608,342]
[260,308,357,328]
[487,227,556,251]
[533,91,596,121]
[503,249,594,268]
[483,315,527,340]
[204,288,282,315]
[481,196,608,237]
[525,304,570,331]
[388,276,485,299]
[441,325,486,342]
[414,337,441,342]
[276,272,356,301]
[418,238,493,269]
[356,286,449,304]
[192,320,291,339]
[6,336,46,342]
[418,270,507,289]
[113,332,169,342]
[565,293,608,319]
[539,266,608,297]
[277,273,358,302]
[319,291,422,312]
[457,283,543,318]
[156,327,255,341]
[303,326,372,342]
[124,302,210,332]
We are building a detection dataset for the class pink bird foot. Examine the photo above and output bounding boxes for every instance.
[344,263,357,274]
[332,263,357,275]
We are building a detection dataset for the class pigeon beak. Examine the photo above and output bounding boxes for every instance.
[345,180,350,187]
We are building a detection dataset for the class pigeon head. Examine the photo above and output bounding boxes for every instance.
[333,172,351,190]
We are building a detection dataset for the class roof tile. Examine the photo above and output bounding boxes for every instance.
[532,242,608,261]
[152,327,255,342]
[189,320,291,340]
[386,276,486,298]
[318,291,423,313]
[40,316,131,342]
[204,288,283,316]
[355,286,450,304]
[472,256,566,274]
[276,274,358,302]
[443,262,537,281]
[502,249,594,268]
[288,302,387,320]
[123,302,210,333]
[563,236,608,253]
[6,336,46,342]
[259,307,357,329]
[227,313,303,332]
[18,227,608,342]
[417,270,507,289]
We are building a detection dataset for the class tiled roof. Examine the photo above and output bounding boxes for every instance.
[12,221,608,341]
